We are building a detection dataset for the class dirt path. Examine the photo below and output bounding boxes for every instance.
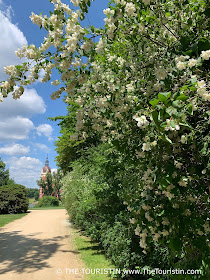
[0,209,84,280]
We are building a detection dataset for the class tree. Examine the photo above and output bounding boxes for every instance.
[26,188,39,199]
[50,102,100,172]
[37,170,63,198]
[0,184,29,214]
[0,157,9,186]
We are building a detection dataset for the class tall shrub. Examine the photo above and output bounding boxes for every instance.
[0,184,29,214]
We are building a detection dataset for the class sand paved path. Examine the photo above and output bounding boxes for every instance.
[0,209,84,280]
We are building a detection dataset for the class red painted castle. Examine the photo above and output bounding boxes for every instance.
[39,155,51,199]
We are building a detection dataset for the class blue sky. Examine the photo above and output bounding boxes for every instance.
[0,0,109,188]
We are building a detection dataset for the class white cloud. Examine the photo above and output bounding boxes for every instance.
[0,117,34,141]
[34,143,50,153]
[51,168,57,174]
[7,156,43,188]
[36,124,53,140]
[0,10,47,143]
[0,143,30,156]
[0,11,27,80]
[0,89,46,118]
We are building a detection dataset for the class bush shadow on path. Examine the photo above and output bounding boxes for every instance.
[0,230,73,274]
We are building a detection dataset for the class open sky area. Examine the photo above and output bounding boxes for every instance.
[0,0,109,188]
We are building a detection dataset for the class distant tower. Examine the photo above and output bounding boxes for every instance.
[39,155,51,199]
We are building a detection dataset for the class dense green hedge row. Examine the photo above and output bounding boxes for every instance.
[62,144,176,279]
[37,196,59,207]
[0,184,29,214]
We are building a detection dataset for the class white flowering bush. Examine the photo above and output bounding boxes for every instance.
[1,0,209,275]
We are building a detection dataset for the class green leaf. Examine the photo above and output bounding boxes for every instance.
[204,7,210,17]
[149,99,159,106]
[152,111,159,127]
[176,95,188,101]
[158,92,171,102]
[170,237,182,252]
[163,135,172,143]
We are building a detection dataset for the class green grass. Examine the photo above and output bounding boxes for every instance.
[31,205,65,210]
[73,228,115,280]
[0,213,28,227]
[29,198,38,204]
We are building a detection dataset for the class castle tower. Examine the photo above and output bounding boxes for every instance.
[39,155,51,199]
[41,155,51,180]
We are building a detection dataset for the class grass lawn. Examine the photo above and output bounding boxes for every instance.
[0,213,28,227]
[29,198,38,204]
[73,228,116,280]
[31,205,65,210]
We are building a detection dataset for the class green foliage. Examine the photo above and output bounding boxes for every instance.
[0,157,10,186]
[26,188,39,200]
[36,170,63,198]
[0,184,29,214]
[62,144,171,278]
[50,103,100,173]
[37,196,59,207]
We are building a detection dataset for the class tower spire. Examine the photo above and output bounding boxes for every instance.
[45,154,49,166]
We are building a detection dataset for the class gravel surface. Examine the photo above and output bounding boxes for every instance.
[0,209,84,280]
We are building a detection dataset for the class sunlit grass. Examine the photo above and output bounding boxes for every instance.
[73,229,115,280]
[0,213,28,227]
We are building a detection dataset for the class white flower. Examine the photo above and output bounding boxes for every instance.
[174,161,183,169]
[151,141,157,147]
[188,58,197,67]
[167,184,175,191]
[184,209,191,216]
[141,204,151,211]
[126,83,134,92]
[51,79,61,86]
[95,38,104,55]
[139,239,147,249]
[133,115,149,128]
[30,12,43,27]
[180,135,186,144]
[176,61,186,70]
[103,8,114,16]
[4,65,16,76]
[71,0,80,6]
[201,50,210,60]
[197,80,206,88]
[125,3,136,16]
[135,225,141,236]
[162,230,169,236]
[15,49,24,58]
[153,233,160,242]
[178,179,188,187]
[187,196,196,202]
[136,151,145,158]
[138,24,144,33]
[130,218,136,224]
[162,218,170,226]
[142,143,150,152]
[156,67,168,80]
[145,212,153,222]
